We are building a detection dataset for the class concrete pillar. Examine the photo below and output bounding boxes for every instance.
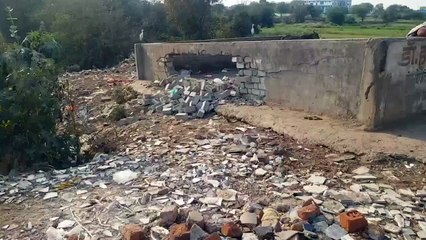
[358,39,389,131]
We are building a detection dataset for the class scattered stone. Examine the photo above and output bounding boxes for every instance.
[113,169,139,184]
[189,224,208,240]
[170,223,191,240]
[384,223,401,234]
[57,220,75,229]
[253,226,274,240]
[324,224,347,240]
[160,205,178,226]
[103,230,113,237]
[242,232,259,240]
[187,211,204,228]
[303,185,328,194]
[352,174,377,181]
[240,212,258,228]
[307,175,326,185]
[254,168,267,177]
[216,189,237,201]
[322,200,345,214]
[221,222,243,238]
[367,224,386,240]
[275,231,302,240]
[122,224,145,240]
[417,231,426,239]
[43,192,58,200]
[151,226,169,240]
[46,227,66,240]
[352,166,370,175]
[398,188,415,197]
[395,214,405,228]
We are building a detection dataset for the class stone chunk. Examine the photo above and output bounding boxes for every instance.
[352,166,370,175]
[303,185,328,194]
[307,175,326,185]
[367,224,385,240]
[240,212,257,227]
[190,224,208,240]
[221,222,242,238]
[121,224,145,240]
[324,224,347,240]
[187,211,204,228]
[322,200,345,214]
[160,205,178,226]
[384,223,401,234]
[170,223,191,240]
[253,226,274,240]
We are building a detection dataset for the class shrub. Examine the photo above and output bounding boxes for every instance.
[109,105,127,121]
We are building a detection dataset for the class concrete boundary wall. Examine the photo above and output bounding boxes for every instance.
[135,38,426,130]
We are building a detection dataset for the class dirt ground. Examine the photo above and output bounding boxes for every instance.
[216,104,426,163]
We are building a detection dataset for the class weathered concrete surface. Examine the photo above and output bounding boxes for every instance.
[216,104,426,163]
[135,38,426,130]
[373,38,426,127]
[136,40,368,120]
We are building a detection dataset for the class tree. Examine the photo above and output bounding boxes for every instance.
[351,3,373,23]
[164,0,218,40]
[371,4,385,19]
[307,5,322,19]
[248,1,275,28]
[327,7,346,25]
[382,5,399,23]
[276,2,290,17]
[290,1,308,23]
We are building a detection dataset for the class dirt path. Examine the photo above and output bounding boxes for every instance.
[216,104,426,163]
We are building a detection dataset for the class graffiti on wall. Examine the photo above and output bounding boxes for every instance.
[398,41,426,69]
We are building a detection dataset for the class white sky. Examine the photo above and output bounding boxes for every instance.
[222,0,424,10]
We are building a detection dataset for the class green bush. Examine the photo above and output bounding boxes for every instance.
[0,31,79,172]
[109,105,127,121]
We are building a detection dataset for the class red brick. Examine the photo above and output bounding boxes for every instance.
[297,199,321,221]
[221,222,243,238]
[121,224,145,240]
[339,210,368,233]
[169,223,191,240]
[205,233,221,240]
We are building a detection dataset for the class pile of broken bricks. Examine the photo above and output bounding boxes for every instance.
[117,199,389,240]
[142,75,261,120]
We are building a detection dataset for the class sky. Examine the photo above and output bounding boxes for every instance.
[222,0,424,10]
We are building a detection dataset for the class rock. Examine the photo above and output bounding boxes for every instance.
[57,220,75,229]
[261,208,281,231]
[170,223,191,240]
[367,224,385,240]
[190,224,208,240]
[322,200,345,214]
[205,233,222,240]
[113,169,139,184]
[216,189,237,201]
[416,189,426,197]
[307,175,326,185]
[221,222,242,238]
[103,230,113,237]
[352,174,377,181]
[297,199,321,221]
[290,222,304,232]
[395,214,405,228]
[254,168,267,177]
[17,180,32,189]
[46,226,66,240]
[187,211,204,228]
[199,197,222,206]
[253,226,274,240]
[352,166,370,175]
[43,192,59,200]
[228,145,247,153]
[384,223,401,234]
[275,231,303,240]
[398,188,415,197]
[417,231,426,239]
[324,224,347,240]
[240,212,258,227]
[151,226,169,240]
[122,224,145,240]
[313,221,328,233]
[160,205,178,226]
[303,185,328,194]
[242,233,258,240]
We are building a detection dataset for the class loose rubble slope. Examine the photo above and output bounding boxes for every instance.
[0,60,425,240]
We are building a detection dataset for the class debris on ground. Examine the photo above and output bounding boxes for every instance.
[0,58,425,240]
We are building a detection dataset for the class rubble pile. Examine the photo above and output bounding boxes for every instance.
[0,58,425,240]
[142,74,261,120]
